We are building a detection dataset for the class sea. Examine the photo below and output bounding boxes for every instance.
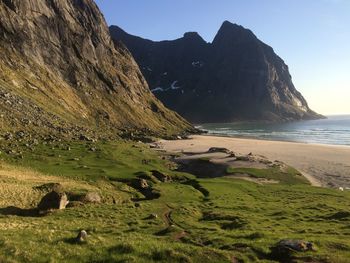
[196,115,350,146]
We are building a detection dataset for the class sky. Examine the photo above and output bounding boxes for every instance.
[95,0,350,115]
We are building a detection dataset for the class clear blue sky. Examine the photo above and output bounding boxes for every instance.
[95,0,350,115]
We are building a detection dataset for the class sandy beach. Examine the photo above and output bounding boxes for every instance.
[159,135,350,188]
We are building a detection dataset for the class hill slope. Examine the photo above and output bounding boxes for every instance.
[110,21,323,123]
[0,0,193,137]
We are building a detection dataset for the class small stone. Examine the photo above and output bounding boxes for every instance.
[76,230,88,243]
[149,213,158,219]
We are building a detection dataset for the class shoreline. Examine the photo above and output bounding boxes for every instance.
[197,133,350,149]
[159,135,350,188]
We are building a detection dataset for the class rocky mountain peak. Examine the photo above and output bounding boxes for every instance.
[213,21,257,46]
[183,32,205,42]
[110,21,323,123]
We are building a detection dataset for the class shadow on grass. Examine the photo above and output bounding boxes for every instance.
[108,244,135,254]
[63,237,87,245]
[0,206,39,217]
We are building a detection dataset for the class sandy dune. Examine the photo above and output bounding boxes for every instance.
[158,135,350,188]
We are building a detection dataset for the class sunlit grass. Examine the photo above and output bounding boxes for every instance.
[0,140,349,262]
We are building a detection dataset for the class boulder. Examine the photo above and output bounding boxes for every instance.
[78,192,102,204]
[37,190,69,212]
[270,239,314,259]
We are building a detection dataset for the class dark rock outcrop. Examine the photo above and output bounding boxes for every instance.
[151,170,172,182]
[37,190,69,212]
[110,21,323,123]
[270,239,315,261]
[0,0,193,137]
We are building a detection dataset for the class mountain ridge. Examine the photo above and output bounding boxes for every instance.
[0,0,193,138]
[110,21,324,123]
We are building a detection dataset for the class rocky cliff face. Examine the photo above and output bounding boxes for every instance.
[0,0,192,137]
[110,21,323,123]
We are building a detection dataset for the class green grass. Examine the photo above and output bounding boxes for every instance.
[227,166,309,184]
[0,140,350,262]
[1,140,188,182]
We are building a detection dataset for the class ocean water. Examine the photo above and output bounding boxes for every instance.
[197,115,350,146]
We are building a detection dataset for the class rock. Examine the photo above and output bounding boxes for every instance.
[151,170,172,182]
[37,190,69,212]
[4,132,13,140]
[79,134,91,141]
[76,230,88,243]
[133,179,149,189]
[235,155,251,161]
[271,239,314,258]
[149,213,158,219]
[208,147,232,154]
[141,159,150,165]
[15,131,25,138]
[78,192,102,204]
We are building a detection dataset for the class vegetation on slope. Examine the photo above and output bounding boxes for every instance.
[0,139,349,262]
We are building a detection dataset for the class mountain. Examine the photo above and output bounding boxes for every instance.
[110,21,323,123]
[0,0,193,138]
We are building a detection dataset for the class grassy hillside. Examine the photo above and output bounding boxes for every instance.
[0,140,349,262]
